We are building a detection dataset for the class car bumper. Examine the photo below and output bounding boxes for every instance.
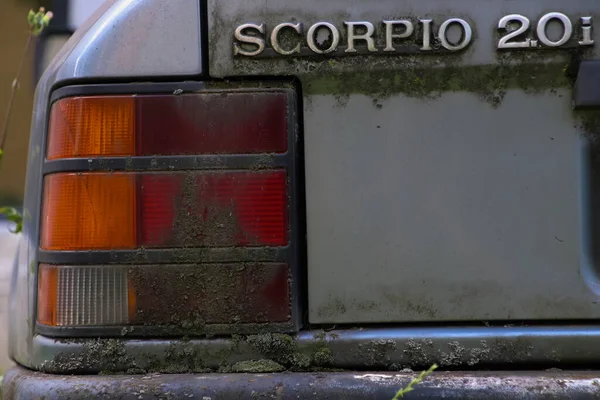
[3,365,600,399]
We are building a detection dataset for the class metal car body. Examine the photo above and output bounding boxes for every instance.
[4,0,600,398]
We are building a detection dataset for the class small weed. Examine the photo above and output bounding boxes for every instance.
[0,7,52,232]
[0,206,22,234]
[392,364,438,399]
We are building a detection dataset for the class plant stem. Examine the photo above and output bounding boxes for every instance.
[392,364,438,399]
[0,34,33,152]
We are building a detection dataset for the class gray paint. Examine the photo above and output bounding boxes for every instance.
[55,0,202,80]
[208,0,600,323]
[306,90,593,323]
[8,0,203,368]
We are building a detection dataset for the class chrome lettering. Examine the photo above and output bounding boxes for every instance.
[580,16,594,46]
[271,22,303,55]
[438,18,472,51]
[536,12,572,47]
[383,20,414,52]
[420,19,433,51]
[233,23,266,56]
[307,22,340,54]
[345,21,377,52]
[232,13,595,58]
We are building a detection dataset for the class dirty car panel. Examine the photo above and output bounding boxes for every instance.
[208,0,600,324]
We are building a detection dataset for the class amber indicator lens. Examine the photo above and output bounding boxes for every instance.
[41,170,288,250]
[37,265,58,326]
[37,263,290,327]
[47,91,289,159]
[47,96,135,160]
[41,173,137,250]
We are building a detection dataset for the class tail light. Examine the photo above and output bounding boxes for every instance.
[37,84,300,336]
[47,92,288,159]
[41,171,287,250]
[38,263,290,327]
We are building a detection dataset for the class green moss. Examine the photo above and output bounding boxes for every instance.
[230,359,285,373]
[312,347,334,366]
[245,333,309,369]
[302,62,568,107]
[228,43,582,108]
[309,330,335,366]
[162,341,201,373]
[41,339,136,374]
[576,110,600,142]
[243,331,338,371]
[357,339,398,367]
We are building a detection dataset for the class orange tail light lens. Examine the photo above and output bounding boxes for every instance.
[41,173,137,250]
[37,265,58,326]
[47,96,135,160]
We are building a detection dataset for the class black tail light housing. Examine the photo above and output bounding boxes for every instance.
[36,81,303,337]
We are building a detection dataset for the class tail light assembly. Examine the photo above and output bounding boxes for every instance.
[36,82,302,336]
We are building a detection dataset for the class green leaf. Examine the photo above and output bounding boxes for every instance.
[27,10,35,25]
[0,206,23,234]
[28,8,53,36]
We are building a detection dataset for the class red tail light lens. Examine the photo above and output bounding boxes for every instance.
[140,170,288,247]
[129,263,290,325]
[138,92,288,155]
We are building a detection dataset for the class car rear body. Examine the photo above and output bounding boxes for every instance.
[4,0,600,398]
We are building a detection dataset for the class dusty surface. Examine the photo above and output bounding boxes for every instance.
[5,365,600,400]
[0,221,19,374]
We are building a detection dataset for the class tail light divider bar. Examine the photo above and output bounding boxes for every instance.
[38,247,291,265]
[43,154,290,174]
[49,82,209,103]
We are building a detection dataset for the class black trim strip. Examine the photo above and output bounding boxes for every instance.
[50,82,208,103]
[44,155,289,174]
[38,246,291,265]
[37,321,296,338]
[199,0,209,74]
